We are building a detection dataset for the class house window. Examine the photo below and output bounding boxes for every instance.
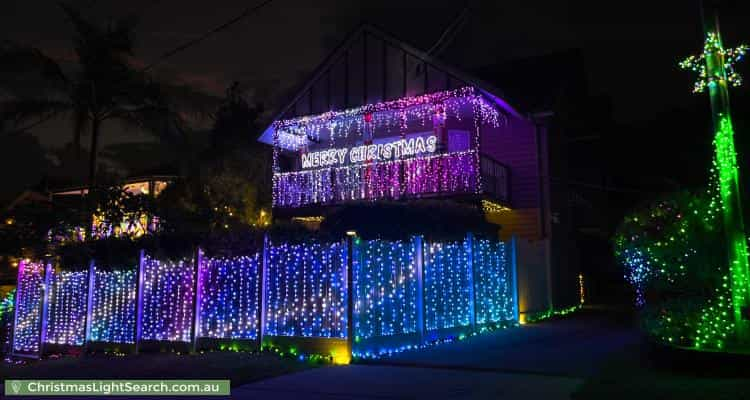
[448,130,470,153]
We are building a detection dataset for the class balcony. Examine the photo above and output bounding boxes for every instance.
[272,151,509,208]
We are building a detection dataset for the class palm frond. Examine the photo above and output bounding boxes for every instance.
[0,41,69,98]
[157,81,221,121]
[0,98,71,131]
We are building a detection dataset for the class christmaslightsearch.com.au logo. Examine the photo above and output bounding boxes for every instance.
[4,379,230,396]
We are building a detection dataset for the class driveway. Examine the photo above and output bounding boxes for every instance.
[370,306,640,377]
[234,307,640,399]
[1,308,637,399]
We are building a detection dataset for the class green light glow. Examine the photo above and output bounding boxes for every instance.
[524,305,581,324]
[617,24,750,350]
[685,26,750,342]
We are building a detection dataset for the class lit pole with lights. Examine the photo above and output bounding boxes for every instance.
[680,1,750,341]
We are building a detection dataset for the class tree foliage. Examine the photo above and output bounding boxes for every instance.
[614,188,735,348]
[0,4,217,188]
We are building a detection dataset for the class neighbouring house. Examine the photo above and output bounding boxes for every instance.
[50,176,173,239]
[0,176,173,279]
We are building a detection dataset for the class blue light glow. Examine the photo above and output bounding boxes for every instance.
[90,269,137,344]
[424,239,473,330]
[265,241,348,338]
[353,238,419,339]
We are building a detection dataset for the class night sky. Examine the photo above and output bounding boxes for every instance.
[2,0,750,202]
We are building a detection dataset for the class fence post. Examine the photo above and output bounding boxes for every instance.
[38,261,52,358]
[510,236,520,323]
[191,248,203,354]
[9,260,24,357]
[84,260,95,350]
[467,233,477,331]
[346,235,354,360]
[134,250,145,354]
[259,233,269,351]
[414,235,425,344]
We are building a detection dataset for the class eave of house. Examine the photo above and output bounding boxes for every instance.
[257,24,526,146]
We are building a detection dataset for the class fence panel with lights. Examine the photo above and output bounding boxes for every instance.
[9,234,518,362]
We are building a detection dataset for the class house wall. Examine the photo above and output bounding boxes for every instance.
[479,117,562,315]
[481,115,544,246]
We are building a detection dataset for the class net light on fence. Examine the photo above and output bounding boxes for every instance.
[141,256,195,342]
[90,269,137,344]
[266,241,348,338]
[13,233,519,362]
[199,255,260,339]
[13,260,45,353]
[353,239,419,340]
[45,270,87,345]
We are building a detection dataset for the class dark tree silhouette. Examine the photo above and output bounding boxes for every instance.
[0,4,215,188]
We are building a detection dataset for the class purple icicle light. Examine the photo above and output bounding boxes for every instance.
[273,151,478,208]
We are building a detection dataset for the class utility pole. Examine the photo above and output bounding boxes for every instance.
[682,0,750,341]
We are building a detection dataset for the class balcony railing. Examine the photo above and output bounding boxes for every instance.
[272,151,509,208]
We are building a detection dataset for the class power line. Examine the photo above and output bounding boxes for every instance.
[141,0,275,72]
[426,6,469,57]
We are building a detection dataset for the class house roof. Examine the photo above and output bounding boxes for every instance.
[258,24,525,145]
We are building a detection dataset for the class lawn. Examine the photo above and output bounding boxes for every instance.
[0,351,315,387]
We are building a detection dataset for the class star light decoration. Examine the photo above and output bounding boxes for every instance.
[679,32,748,93]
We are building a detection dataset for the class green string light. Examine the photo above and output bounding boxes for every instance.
[679,25,750,345]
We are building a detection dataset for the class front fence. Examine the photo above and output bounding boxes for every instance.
[140,256,195,342]
[198,254,260,340]
[90,268,137,344]
[10,234,518,360]
[12,261,45,356]
[45,269,88,346]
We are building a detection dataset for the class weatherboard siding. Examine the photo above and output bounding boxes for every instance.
[482,116,542,240]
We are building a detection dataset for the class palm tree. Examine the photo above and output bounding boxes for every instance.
[0,4,212,188]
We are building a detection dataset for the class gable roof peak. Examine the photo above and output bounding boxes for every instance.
[258,23,524,144]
